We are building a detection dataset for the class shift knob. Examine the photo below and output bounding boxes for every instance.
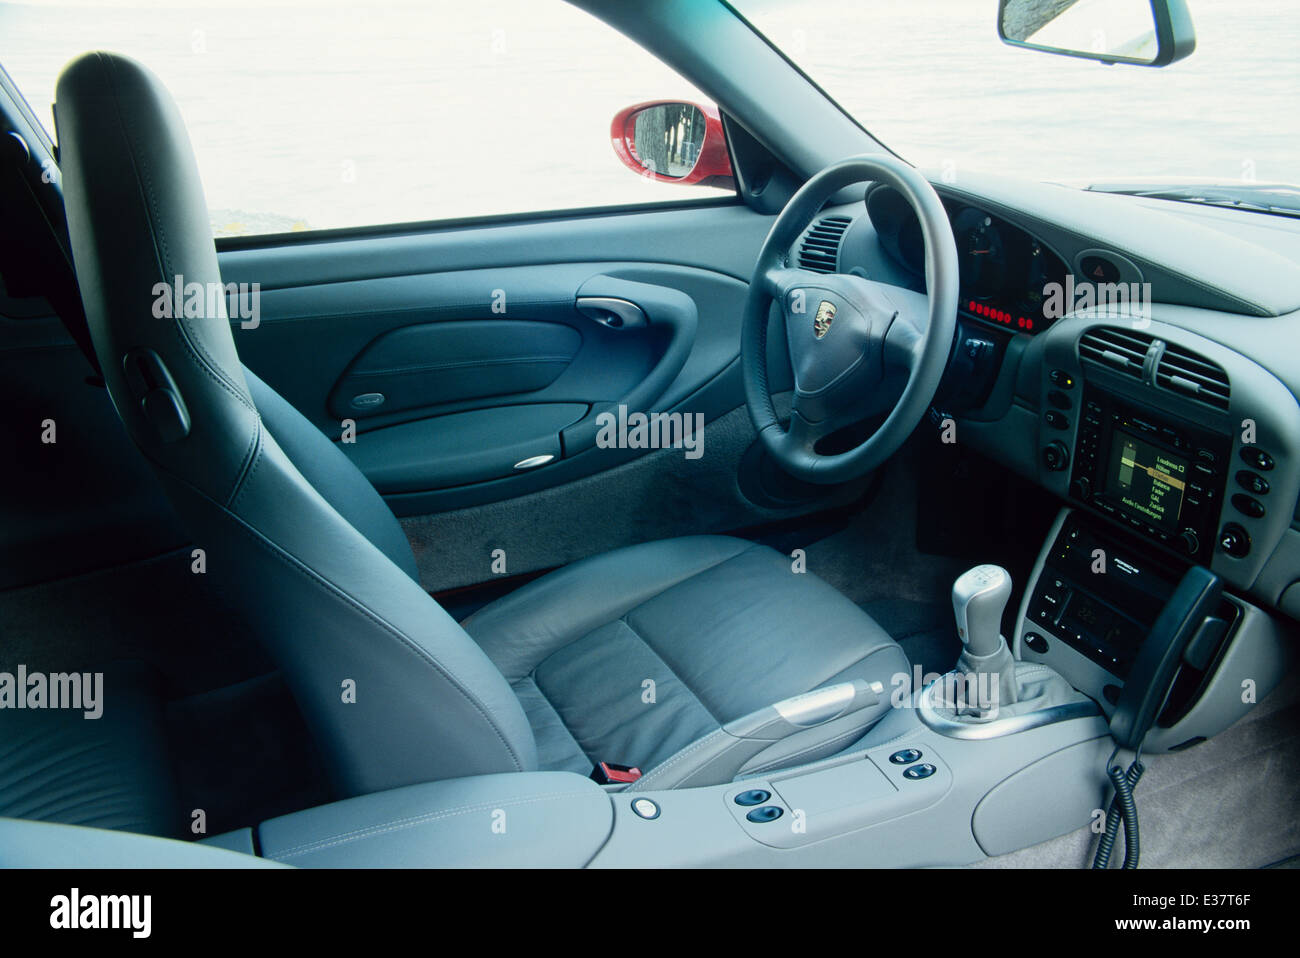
[952,564,1012,657]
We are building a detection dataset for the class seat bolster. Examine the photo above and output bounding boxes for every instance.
[245,368,419,582]
[161,431,540,795]
[462,535,757,681]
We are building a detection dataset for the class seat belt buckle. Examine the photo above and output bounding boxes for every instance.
[591,761,642,785]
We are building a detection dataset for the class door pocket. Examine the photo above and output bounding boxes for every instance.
[329,320,582,419]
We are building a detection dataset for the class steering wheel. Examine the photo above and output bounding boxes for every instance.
[742,155,959,484]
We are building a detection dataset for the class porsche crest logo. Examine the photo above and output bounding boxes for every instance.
[813,300,836,339]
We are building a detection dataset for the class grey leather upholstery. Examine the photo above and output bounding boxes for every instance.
[258,771,611,867]
[57,52,537,798]
[0,662,178,835]
[0,817,284,867]
[54,51,906,800]
[465,536,909,781]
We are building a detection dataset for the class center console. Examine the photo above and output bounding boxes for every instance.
[1018,508,1292,752]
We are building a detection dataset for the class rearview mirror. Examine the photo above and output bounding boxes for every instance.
[610,101,734,188]
[997,0,1195,67]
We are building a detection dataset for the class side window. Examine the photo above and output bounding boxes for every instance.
[2,1,735,236]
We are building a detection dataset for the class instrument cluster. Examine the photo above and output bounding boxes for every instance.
[865,184,1070,336]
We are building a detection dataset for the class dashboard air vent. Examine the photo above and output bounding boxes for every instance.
[798,215,852,273]
[1077,326,1153,381]
[1156,343,1230,411]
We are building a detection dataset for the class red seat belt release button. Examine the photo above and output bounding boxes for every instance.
[591,761,642,784]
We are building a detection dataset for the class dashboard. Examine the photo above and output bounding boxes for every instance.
[798,171,1300,627]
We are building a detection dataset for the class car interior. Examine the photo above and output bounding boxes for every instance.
[0,0,1297,870]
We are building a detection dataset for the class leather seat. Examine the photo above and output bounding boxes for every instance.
[0,662,178,836]
[53,51,909,800]
[465,536,906,786]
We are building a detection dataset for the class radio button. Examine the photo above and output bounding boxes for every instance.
[1240,447,1275,471]
[1045,410,1070,430]
[1219,524,1251,558]
[1232,494,1266,519]
[1178,529,1201,555]
[1237,470,1270,495]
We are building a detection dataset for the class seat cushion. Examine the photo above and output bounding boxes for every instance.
[463,536,908,780]
[0,662,178,836]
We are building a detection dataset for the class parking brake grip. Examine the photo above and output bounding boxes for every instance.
[625,679,885,792]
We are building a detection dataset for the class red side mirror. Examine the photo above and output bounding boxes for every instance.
[610,100,734,188]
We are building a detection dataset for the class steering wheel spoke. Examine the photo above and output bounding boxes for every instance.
[740,155,958,485]
[761,265,805,302]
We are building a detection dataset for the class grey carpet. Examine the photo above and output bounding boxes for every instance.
[802,444,971,609]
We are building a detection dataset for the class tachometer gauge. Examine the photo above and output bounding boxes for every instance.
[953,207,1005,295]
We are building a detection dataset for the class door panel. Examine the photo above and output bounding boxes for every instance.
[3,202,866,592]
[220,202,791,515]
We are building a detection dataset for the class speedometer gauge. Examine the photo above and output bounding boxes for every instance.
[953,207,1005,295]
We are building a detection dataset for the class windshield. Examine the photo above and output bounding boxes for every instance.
[732,0,1299,195]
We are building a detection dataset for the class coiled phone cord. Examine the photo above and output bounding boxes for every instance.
[1092,748,1145,870]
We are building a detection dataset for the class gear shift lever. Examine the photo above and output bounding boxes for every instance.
[951,564,1018,715]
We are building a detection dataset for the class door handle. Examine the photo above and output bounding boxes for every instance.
[575,296,647,329]
[563,275,698,452]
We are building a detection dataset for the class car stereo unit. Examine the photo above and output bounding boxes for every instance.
[1069,387,1231,563]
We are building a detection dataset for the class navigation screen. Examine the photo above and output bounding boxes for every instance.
[1106,430,1189,532]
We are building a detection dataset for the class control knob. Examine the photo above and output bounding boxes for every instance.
[1043,441,1069,472]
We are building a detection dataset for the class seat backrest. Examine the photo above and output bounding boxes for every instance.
[54,51,538,796]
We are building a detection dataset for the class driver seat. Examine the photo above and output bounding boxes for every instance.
[54,52,908,798]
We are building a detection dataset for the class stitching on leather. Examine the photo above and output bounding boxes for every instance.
[514,674,590,769]
[615,616,722,726]
[353,355,573,378]
[530,616,718,763]
[630,727,728,790]
[469,537,756,670]
[260,295,580,326]
[168,472,528,772]
[103,54,257,413]
[227,416,264,508]
[744,723,874,775]
[273,790,591,859]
